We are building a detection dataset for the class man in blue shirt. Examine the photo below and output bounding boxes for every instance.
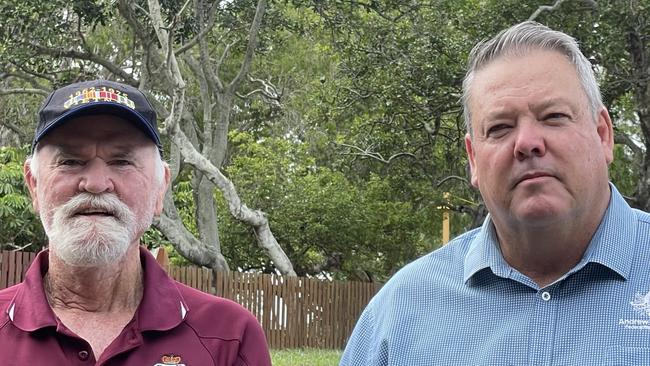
[341,21,650,365]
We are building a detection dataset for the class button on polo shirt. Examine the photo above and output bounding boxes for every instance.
[0,247,271,365]
[78,350,90,361]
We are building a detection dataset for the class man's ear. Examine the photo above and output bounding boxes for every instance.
[596,107,615,165]
[23,158,40,213]
[154,163,171,215]
[464,133,479,188]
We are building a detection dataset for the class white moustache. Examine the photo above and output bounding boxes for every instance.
[57,193,131,223]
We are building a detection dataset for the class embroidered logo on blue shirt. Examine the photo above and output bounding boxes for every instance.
[631,291,650,317]
[619,291,650,330]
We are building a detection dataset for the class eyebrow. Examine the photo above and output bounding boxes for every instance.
[482,97,576,121]
[529,97,575,113]
[50,144,139,159]
[482,107,517,124]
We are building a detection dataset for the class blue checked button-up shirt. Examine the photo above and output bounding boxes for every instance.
[340,184,650,365]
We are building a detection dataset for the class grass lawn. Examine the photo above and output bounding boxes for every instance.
[271,348,342,366]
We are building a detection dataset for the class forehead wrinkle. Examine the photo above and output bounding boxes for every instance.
[45,141,146,159]
[47,143,89,156]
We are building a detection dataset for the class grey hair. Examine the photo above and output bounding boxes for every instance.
[29,144,166,187]
[461,21,603,135]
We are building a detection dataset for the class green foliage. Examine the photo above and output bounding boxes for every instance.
[215,131,441,280]
[0,146,45,251]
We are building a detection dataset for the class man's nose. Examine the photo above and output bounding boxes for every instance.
[514,121,546,161]
[78,159,115,193]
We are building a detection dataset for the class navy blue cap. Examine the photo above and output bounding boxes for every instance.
[33,80,162,153]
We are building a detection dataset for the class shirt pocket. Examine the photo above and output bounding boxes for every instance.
[605,346,650,365]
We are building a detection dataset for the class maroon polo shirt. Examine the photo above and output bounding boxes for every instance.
[0,247,271,366]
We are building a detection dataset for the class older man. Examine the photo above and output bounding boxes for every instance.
[0,80,271,365]
[341,21,650,365]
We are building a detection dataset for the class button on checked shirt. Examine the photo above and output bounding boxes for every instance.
[340,185,650,365]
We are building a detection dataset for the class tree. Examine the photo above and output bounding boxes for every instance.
[292,0,647,225]
[0,146,46,251]
[0,0,296,275]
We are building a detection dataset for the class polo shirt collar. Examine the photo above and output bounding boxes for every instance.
[463,214,510,283]
[578,184,636,280]
[137,246,189,331]
[6,250,57,331]
[463,183,636,284]
[6,247,189,333]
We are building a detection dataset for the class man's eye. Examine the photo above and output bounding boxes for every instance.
[487,124,511,137]
[59,159,82,166]
[112,160,132,166]
[544,112,569,121]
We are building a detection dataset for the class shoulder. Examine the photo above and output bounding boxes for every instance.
[174,281,271,366]
[634,208,650,225]
[356,227,480,331]
[340,229,480,365]
[376,227,479,298]
[629,208,650,243]
[175,282,261,338]
[0,284,19,305]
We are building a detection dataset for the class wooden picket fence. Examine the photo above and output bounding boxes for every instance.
[0,250,37,290]
[0,250,377,349]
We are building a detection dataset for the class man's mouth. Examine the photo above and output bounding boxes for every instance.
[74,209,115,217]
[514,172,555,187]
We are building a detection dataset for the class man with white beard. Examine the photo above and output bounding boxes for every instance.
[0,80,272,366]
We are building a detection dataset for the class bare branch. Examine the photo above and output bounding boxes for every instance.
[1,71,47,88]
[148,0,184,86]
[118,0,152,44]
[228,0,267,91]
[196,0,225,92]
[0,119,30,142]
[235,75,283,107]
[76,15,90,51]
[161,83,186,135]
[169,124,296,276]
[176,0,193,21]
[175,0,219,55]
[338,142,416,164]
[217,39,237,76]
[158,0,192,82]
[154,191,230,270]
[0,88,49,97]
[183,55,214,154]
[614,130,644,160]
[10,63,61,84]
[436,175,470,187]
[6,243,33,252]
[528,0,597,21]
[29,43,138,86]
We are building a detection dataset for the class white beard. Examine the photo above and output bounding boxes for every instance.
[42,193,138,267]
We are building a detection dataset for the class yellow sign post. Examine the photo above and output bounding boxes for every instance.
[441,192,450,245]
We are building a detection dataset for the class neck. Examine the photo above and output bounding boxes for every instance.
[494,195,610,288]
[45,245,143,313]
[497,227,588,287]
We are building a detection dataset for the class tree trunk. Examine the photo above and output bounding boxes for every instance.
[154,190,229,270]
[194,173,229,271]
[627,13,650,210]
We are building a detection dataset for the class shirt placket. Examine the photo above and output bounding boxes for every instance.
[55,331,97,365]
[528,286,560,366]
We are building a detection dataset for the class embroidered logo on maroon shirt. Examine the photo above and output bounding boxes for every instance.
[154,354,186,366]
